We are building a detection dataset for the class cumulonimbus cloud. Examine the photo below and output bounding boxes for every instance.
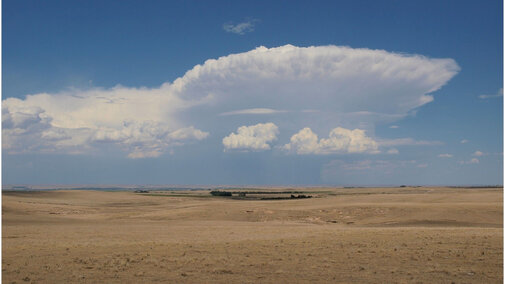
[283,127,379,154]
[172,45,459,116]
[222,123,278,151]
[2,44,459,158]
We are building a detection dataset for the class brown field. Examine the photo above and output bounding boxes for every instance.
[2,187,503,283]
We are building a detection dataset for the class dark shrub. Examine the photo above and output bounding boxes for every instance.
[210,191,232,196]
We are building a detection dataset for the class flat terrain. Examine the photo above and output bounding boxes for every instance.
[2,187,503,283]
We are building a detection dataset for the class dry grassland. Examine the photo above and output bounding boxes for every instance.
[2,187,503,283]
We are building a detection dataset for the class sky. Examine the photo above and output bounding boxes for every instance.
[2,0,503,186]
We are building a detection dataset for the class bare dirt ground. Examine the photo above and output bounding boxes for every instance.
[2,187,503,283]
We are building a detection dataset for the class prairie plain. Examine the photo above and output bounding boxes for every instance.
[2,186,503,283]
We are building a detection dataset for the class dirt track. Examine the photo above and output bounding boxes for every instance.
[2,187,503,283]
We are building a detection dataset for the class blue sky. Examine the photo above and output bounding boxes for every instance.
[2,0,503,185]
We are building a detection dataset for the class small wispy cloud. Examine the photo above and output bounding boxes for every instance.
[459,158,479,165]
[389,125,399,129]
[377,138,443,147]
[387,148,399,154]
[473,150,484,156]
[438,153,453,158]
[219,108,286,116]
[478,88,503,99]
[223,19,259,35]
[301,109,320,113]
[323,159,417,174]
[460,139,469,144]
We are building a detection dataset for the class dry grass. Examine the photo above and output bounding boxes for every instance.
[2,187,503,283]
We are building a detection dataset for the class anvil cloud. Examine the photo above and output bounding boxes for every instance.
[2,45,459,158]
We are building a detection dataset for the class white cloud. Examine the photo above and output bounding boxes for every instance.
[2,44,459,158]
[219,108,286,116]
[93,123,208,159]
[478,88,503,99]
[460,139,469,144]
[387,148,399,154]
[2,88,208,158]
[222,123,278,151]
[389,125,399,129]
[438,153,453,158]
[174,45,458,119]
[223,19,259,35]
[283,127,379,155]
[459,158,479,165]
[473,150,484,156]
